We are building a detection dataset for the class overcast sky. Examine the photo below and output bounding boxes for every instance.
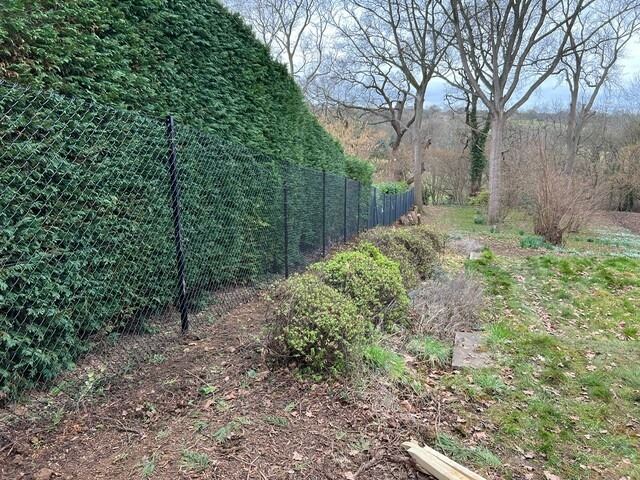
[425,36,640,111]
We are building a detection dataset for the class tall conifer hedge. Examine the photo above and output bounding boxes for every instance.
[0,0,351,398]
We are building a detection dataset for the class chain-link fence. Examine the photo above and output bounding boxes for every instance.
[0,79,415,404]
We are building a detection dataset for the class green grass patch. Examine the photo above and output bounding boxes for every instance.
[465,249,515,296]
[435,433,502,468]
[520,235,553,249]
[361,344,407,381]
[427,206,640,479]
[406,336,451,368]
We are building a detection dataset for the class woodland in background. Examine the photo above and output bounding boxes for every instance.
[319,104,640,214]
[226,0,640,244]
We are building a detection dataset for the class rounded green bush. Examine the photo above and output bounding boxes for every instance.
[312,243,409,327]
[268,274,368,373]
[359,226,444,287]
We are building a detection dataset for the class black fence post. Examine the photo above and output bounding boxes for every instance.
[371,187,377,227]
[382,194,385,226]
[343,177,347,243]
[164,115,189,334]
[356,182,361,234]
[283,166,289,278]
[322,170,326,257]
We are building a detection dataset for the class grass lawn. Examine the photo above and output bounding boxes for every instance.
[426,206,640,479]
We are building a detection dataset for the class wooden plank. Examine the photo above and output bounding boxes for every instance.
[404,445,469,480]
[402,441,488,480]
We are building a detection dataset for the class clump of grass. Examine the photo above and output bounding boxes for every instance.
[622,325,638,339]
[486,321,515,346]
[435,433,501,468]
[140,454,157,479]
[444,369,507,399]
[473,370,507,396]
[520,235,553,249]
[361,344,407,381]
[579,373,613,402]
[212,417,251,443]
[407,336,451,368]
[264,415,288,427]
[180,449,210,472]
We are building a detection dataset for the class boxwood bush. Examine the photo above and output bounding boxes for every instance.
[267,274,368,373]
[359,226,444,288]
[312,243,409,328]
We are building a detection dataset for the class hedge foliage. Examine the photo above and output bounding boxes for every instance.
[0,0,346,173]
[0,0,369,398]
[0,92,177,396]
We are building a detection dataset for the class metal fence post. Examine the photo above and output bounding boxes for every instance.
[343,177,347,243]
[371,187,377,227]
[382,194,385,226]
[283,166,289,278]
[164,115,189,334]
[322,170,326,257]
[356,182,361,234]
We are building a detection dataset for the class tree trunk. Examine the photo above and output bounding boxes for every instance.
[413,91,425,210]
[565,97,579,174]
[487,113,505,225]
[390,142,404,181]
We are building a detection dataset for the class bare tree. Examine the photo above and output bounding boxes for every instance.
[562,0,640,173]
[446,0,592,224]
[225,0,334,95]
[326,31,417,178]
[333,0,450,209]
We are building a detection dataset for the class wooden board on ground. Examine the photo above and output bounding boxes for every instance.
[402,441,488,480]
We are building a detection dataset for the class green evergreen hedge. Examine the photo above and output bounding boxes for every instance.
[0,0,345,172]
[0,87,177,395]
[0,0,360,398]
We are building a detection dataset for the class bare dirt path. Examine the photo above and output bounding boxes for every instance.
[2,299,436,480]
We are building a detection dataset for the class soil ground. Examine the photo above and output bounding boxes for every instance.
[1,299,439,480]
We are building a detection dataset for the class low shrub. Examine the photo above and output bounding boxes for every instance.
[411,273,484,339]
[374,181,409,195]
[520,235,553,249]
[473,214,486,225]
[267,274,368,373]
[468,190,489,208]
[359,226,444,288]
[312,243,409,327]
